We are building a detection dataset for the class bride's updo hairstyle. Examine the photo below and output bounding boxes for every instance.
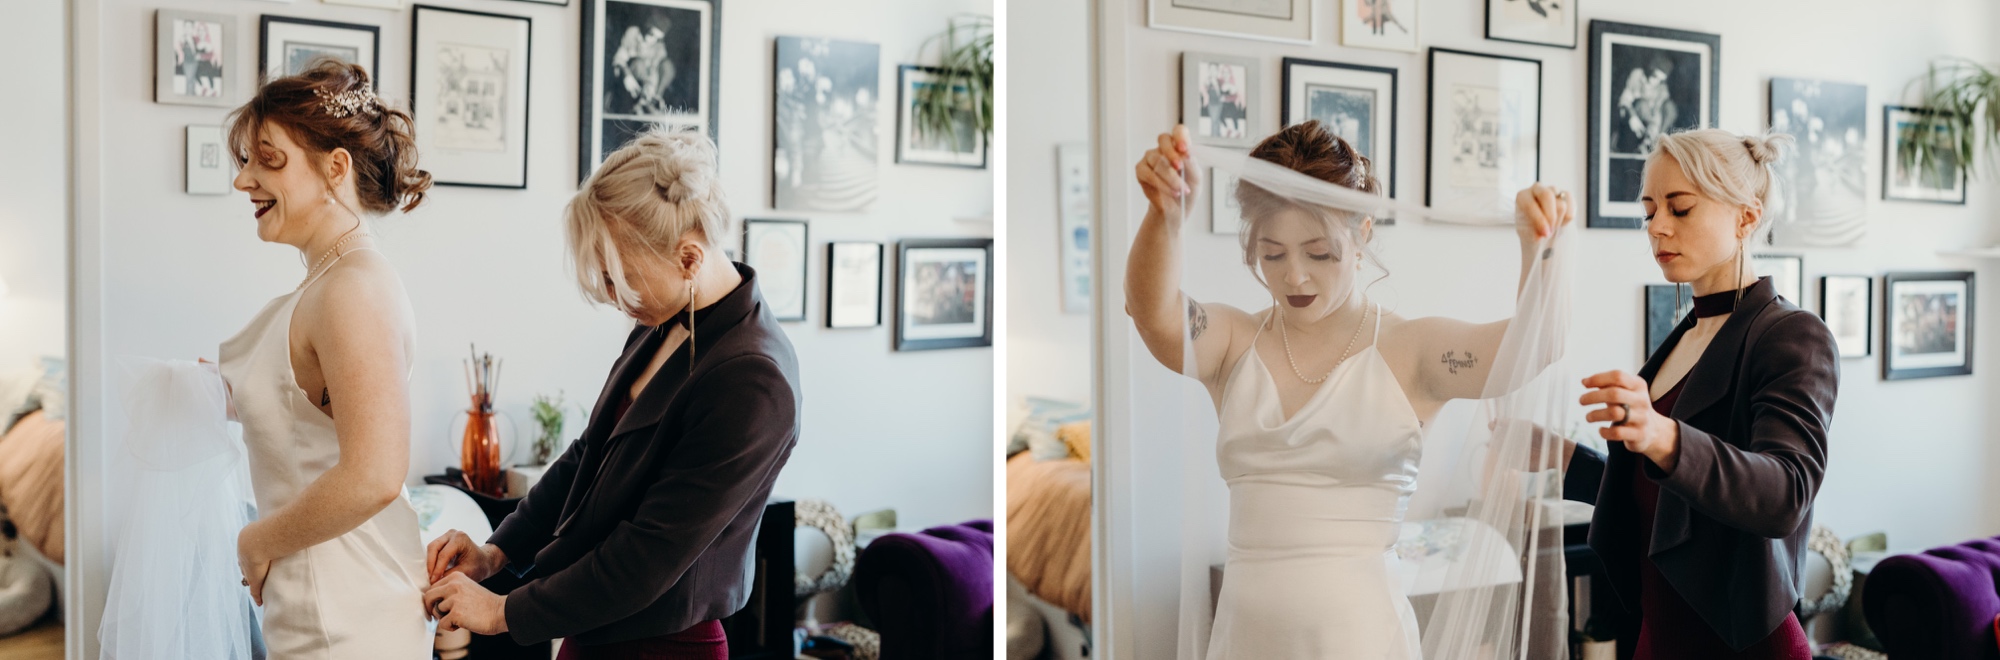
[1235,120,1385,285]
[1645,128,1794,234]
[225,58,431,214]
[564,127,729,312]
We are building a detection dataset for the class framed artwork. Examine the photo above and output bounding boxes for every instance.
[1883,105,1967,204]
[1341,0,1418,52]
[185,125,231,195]
[1751,254,1804,308]
[742,219,809,323]
[1768,78,1868,247]
[1181,52,1261,149]
[774,36,881,212]
[155,10,236,107]
[1883,271,1974,380]
[1210,168,1243,235]
[323,0,406,9]
[411,5,532,189]
[581,0,721,183]
[895,239,993,351]
[260,16,380,86]
[498,0,570,5]
[1282,57,1396,200]
[1057,143,1093,314]
[825,242,883,328]
[895,65,986,169]
[1425,48,1541,223]
[1643,284,1693,362]
[1587,21,1719,229]
[1486,0,1576,48]
[1820,275,1873,359]
[1147,0,1313,45]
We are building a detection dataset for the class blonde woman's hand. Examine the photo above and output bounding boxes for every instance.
[426,529,503,585]
[1515,183,1574,241]
[1136,126,1201,223]
[424,572,508,634]
[1580,370,1681,472]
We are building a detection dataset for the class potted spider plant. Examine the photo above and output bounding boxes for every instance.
[1896,58,2000,184]
[910,15,993,148]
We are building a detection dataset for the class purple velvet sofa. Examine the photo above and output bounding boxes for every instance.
[852,520,995,660]
[1863,534,2000,660]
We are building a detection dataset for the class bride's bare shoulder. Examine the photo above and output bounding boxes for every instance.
[301,250,414,333]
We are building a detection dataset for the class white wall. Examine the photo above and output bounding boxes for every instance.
[1094,0,2000,656]
[1005,0,1092,408]
[0,0,68,369]
[73,0,991,653]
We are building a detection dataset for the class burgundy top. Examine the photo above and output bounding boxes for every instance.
[1631,295,1812,660]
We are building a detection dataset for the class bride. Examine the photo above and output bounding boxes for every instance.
[210,60,435,658]
[1126,122,1572,659]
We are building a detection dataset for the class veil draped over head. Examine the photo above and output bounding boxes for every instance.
[1167,144,1574,660]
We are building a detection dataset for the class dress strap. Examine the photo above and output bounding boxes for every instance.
[1372,303,1382,339]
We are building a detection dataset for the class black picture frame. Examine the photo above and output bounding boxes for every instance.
[409,4,533,190]
[1587,20,1721,229]
[1484,0,1578,49]
[894,238,993,351]
[579,0,722,184]
[496,0,571,5]
[1819,274,1873,359]
[259,15,381,88]
[1882,271,1975,380]
[1423,47,1542,214]
[742,219,810,323]
[1882,105,1969,205]
[824,242,885,329]
[894,65,987,169]
[1642,283,1692,362]
[1280,57,1397,200]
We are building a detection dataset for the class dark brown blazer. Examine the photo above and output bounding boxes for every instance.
[1564,276,1839,650]
[486,263,801,646]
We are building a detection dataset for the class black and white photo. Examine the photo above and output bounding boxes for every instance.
[774,36,881,212]
[1182,52,1260,148]
[1644,283,1692,361]
[1486,0,1575,48]
[1884,105,1967,204]
[1148,0,1313,44]
[1751,253,1804,307]
[156,10,235,107]
[1821,275,1873,359]
[896,65,985,168]
[1341,0,1418,52]
[1884,271,1974,380]
[826,242,883,328]
[743,219,809,322]
[1769,78,1868,247]
[260,16,379,85]
[1426,47,1540,222]
[582,0,720,182]
[1283,58,1396,200]
[411,5,531,188]
[185,125,231,195]
[896,238,993,351]
[1587,21,1718,228]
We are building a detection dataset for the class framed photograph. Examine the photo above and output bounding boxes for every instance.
[410,5,531,189]
[1486,0,1576,48]
[260,16,380,86]
[1768,78,1868,247]
[1341,0,1418,52]
[1210,168,1244,235]
[774,36,881,212]
[743,219,809,322]
[1587,21,1719,229]
[1820,275,1873,359]
[1883,271,1974,380]
[185,125,231,195]
[1057,143,1093,314]
[825,242,883,328]
[1643,284,1693,362]
[1282,57,1396,199]
[1883,105,1967,204]
[1751,254,1804,307]
[155,10,236,107]
[1147,0,1313,45]
[1425,48,1541,223]
[895,239,993,351]
[581,0,721,183]
[1181,52,1261,149]
[895,65,986,169]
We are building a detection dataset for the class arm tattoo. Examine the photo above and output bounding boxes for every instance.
[1440,350,1478,375]
[1187,299,1210,341]
[320,387,331,407]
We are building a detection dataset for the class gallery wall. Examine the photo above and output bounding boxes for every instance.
[72,0,992,652]
[1006,0,1092,408]
[0,0,68,370]
[1090,0,2000,656]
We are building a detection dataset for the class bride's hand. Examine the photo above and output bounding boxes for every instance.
[1515,183,1574,242]
[237,524,271,607]
[426,529,502,584]
[1136,126,1200,223]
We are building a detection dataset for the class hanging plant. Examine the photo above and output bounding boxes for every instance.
[911,15,993,144]
[1898,58,2000,181]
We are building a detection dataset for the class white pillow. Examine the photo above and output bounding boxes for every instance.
[0,364,43,432]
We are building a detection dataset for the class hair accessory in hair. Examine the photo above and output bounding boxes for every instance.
[315,87,380,119]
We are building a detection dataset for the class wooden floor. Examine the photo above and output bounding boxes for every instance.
[0,616,62,660]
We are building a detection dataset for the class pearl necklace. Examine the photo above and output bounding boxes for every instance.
[1276,299,1370,385]
[299,227,365,290]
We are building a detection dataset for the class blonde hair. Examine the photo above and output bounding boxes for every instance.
[1645,128,1794,232]
[565,128,729,311]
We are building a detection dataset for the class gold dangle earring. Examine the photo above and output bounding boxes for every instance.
[686,280,697,373]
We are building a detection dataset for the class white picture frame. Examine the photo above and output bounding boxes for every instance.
[825,242,883,328]
[1057,143,1093,314]
[411,5,533,189]
[259,16,380,85]
[1425,48,1542,224]
[1148,0,1313,45]
[895,65,987,169]
[1485,0,1576,49]
[321,0,407,10]
[1181,52,1262,149]
[1341,0,1418,53]
[743,219,810,323]
[185,125,232,195]
[1883,105,1968,204]
[1210,168,1243,236]
[155,10,237,107]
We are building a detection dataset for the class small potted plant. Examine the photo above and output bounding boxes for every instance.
[529,392,566,466]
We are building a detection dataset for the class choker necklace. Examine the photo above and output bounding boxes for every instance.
[1277,299,1370,385]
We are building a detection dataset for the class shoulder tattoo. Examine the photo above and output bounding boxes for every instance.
[1440,350,1478,375]
[1187,299,1209,341]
